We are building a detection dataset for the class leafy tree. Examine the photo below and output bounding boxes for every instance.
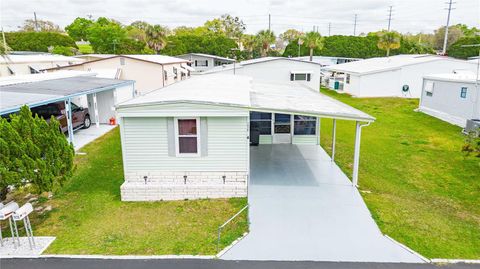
[145,25,169,54]
[448,36,480,59]
[20,19,62,32]
[302,31,324,61]
[255,30,275,57]
[86,17,128,53]
[377,30,401,56]
[204,14,245,39]
[279,29,303,43]
[433,25,464,50]
[0,106,74,200]
[65,17,94,41]
[129,21,151,31]
[5,32,77,52]
[454,24,480,37]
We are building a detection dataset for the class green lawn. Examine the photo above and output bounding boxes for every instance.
[77,44,94,54]
[15,128,248,255]
[319,88,480,259]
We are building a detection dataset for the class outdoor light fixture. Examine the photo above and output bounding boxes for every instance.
[143,176,148,185]
[184,175,187,184]
[222,175,226,184]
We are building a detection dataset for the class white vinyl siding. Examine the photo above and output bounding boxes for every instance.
[292,135,317,145]
[259,135,273,144]
[122,116,248,171]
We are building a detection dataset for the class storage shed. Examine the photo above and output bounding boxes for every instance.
[116,74,374,201]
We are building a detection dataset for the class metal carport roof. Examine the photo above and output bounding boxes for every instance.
[0,76,134,115]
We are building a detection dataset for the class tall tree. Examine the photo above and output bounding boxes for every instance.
[21,19,62,32]
[65,17,94,41]
[302,31,324,61]
[204,14,245,39]
[433,25,464,50]
[241,34,256,59]
[377,30,401,56]
[145,25,169,54]
[279,29,304,43]
[86,17,127,53]
[255,30,275,57]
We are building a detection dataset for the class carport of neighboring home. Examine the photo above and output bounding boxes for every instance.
[116,74,423,262]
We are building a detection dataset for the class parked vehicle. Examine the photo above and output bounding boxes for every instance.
[31,102,91,133]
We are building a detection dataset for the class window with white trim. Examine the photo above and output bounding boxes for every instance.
[346,74,351,84]
[294,115,316,135]
[173,67,178,79]
[424,81,434,97]
[250,112,272,135]
[290,73,311,81]
[175,118,199,155]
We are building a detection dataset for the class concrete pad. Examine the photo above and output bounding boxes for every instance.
[0,237,55,257]
[73,124,116,151]
[221,144,424,263]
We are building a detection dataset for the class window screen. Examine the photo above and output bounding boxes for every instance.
[177,119,198,154]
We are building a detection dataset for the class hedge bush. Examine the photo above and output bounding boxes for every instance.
[5,32,77,52]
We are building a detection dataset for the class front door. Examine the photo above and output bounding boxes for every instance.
[273,113,292,144]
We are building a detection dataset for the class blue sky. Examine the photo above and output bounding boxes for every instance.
[1,0,478,35]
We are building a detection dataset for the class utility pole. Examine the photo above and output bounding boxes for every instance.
[34,12,39,31]
[1,27,8,53]
[442,0,455,55]
[268,14,271,32]
[353,14,358,36]
[387,6,393,31]
[328,23,331,36]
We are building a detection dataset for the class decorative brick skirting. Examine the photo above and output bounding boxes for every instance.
[120,171,248,201]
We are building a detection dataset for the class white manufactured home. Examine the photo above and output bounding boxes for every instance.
[201,57,323,90]
[324,54,477,98]
[0,54,84,77]
[116,74,374,201]
[176,53,235,72]
[419,72,480,127]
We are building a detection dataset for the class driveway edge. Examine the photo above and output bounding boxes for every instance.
[384,235,430,263]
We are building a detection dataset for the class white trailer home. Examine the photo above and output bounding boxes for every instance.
[116,74,374,201]
[419,72,480,127]
[176,53,235,72]
[201,57,323,90]
[0,54,84,77]
[324,54,477,98]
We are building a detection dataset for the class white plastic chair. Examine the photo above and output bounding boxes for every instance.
[0,201,20,248]
[12,203,36,249]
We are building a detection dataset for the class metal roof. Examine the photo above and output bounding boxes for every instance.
[118,74,374,122]
[0,54,84,64]
[324,54,476,75]
[0,76,134,115]
[177,53,236,62]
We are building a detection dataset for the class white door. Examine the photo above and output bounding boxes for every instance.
[273,113,292,144]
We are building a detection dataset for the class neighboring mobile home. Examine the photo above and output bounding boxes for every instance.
[116,74,374,201]
[0,54,84,77]
[324,54,477,98]
[201,57,323,90]
[176,53,235,72]
[47,55,193,95]
[419,71,480,127]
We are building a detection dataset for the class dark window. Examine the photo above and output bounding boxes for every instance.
[346,74,350,84]
[292,73,310,81]
[164,70,168,80]
[294,115,316,135]
[173,67,178,79]
[290,73,294,81]
[177,119,198,154]
[460,87,467,98]
[274,113,291,134]
[250,112,272,135]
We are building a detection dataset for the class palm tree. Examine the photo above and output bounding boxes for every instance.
[241,34,256,59]
[302,31,324,61]
[255,30,275,57]
[377,30,401,56]
[145,25,169,54]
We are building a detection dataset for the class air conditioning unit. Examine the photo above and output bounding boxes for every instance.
[465,119,480,135]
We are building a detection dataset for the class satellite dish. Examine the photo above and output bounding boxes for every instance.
[402,85,410,92]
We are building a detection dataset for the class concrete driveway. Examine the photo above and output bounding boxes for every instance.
[221,144,425,263]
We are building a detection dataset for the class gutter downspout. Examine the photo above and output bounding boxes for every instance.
[352,121,372,187]
[161,64,165,88]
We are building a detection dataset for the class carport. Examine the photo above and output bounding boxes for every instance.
[0,76,135,149]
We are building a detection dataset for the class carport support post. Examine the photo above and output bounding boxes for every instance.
[352,121,362,186]
[331,119,337,162]
[93,93,99,128]
[65,99,74,145]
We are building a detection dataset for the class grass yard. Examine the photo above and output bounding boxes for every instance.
[319,88,480,259]
[12,128,248,255]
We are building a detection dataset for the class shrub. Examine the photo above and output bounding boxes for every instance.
[5,32,77,52]
[448,36,480,59]
[0,106,74,200]
[52,46,76,56]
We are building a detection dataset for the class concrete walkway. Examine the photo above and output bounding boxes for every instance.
[221,144,425,263]
[73,124,116,151]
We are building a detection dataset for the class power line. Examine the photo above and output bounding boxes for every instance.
[442,0,456,55]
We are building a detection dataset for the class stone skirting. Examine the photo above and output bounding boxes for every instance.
[120,171,248,201]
